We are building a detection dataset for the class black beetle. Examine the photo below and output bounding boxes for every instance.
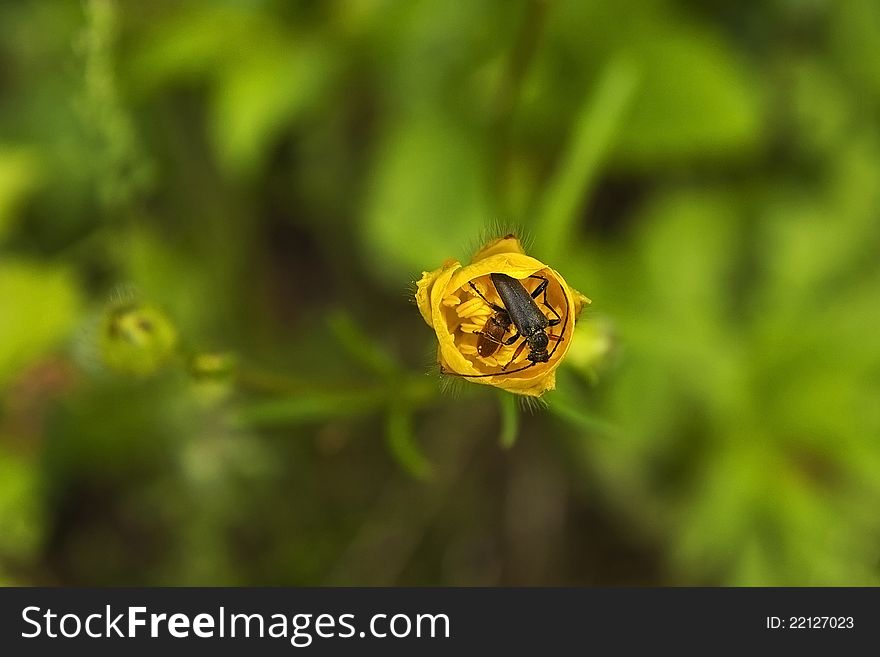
[446,273,567,378]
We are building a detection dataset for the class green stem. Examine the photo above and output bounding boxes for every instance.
[492,0,552,210]
[386,404,433,480]
[498,391,520,449]
[533,57,639,262]
[231,375,437,428]
[235,364,307,396]
[548,396,619,438]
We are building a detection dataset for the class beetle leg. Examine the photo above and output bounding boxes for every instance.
[469,281,506,313]
[502,331,521,346]
[474,330,507,346]
[475,328,521,346]
[527,275,549,297]
[500,338,529,370]
[527,275,562,326]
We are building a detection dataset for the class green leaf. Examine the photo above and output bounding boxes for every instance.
[547,396,618,438]
[533,57,638,261]
[361,116,489,287]
[0,148,40,242]
[126,6,261,92]
[0,260,80,386]
[209,41,332,177]
[613,31,762,168]
[327,311,398,378]
[540,1,763,170]
[636,189,740,323]
[831,0,880,103]
[0,449,43,561]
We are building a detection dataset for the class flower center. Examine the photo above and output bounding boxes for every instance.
[443,272,566,374]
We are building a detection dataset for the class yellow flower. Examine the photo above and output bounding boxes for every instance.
[415,235,590,397]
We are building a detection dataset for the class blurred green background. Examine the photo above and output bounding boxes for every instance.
[2,0,880,586]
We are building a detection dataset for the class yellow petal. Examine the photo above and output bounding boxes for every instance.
[414,258,459,327]
[470,234,526,262]
[447,252,547,293]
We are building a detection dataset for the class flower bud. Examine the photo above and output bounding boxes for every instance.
[98,300,178,377]
[415,235,589,397]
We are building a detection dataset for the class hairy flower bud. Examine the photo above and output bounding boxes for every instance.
[415,235,590,396]
[99,300,178,377]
